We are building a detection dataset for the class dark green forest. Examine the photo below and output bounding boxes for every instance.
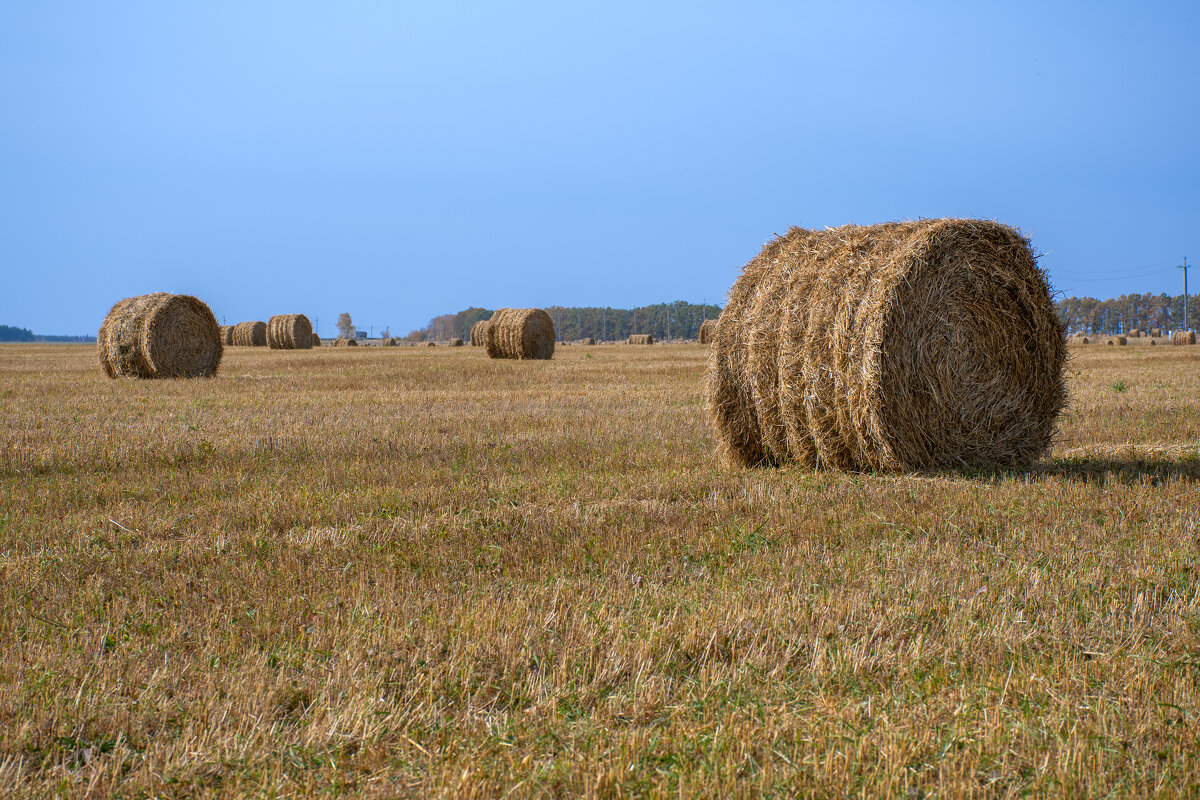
[1056,293,1198,335]
[0,324,94,343]
[408,302,723,342]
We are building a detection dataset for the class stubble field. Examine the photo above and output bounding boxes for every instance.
[1,341,1199,798]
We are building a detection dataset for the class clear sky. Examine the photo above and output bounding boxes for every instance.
[1,1,1196,336]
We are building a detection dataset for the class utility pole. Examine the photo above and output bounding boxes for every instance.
[1181,256,1190,332]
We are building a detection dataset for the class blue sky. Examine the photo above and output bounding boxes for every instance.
[1,1,1196,336]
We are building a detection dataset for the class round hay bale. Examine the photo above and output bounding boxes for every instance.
[1109,336,1127,346]
[627,334,655,345]
[219,325,234,345]
[426,340,437,347]
[383,337,398,347]
[1128,329,1141,338]
[581,337,596,345]
[1151,328,1162,338]
[449,337,464,347]
[311,333,321,347]
[1151,340,1157,346]
[267,314,313,350]
[1174,331,1197,346]
[708,219,1066,471]
[470,320,490,346]
[698,319,717,344]
[1080,337,1089,344]
[98,293,222,379]
[485,308,555,360]
[333,337,358,347]
[232,321,267,347]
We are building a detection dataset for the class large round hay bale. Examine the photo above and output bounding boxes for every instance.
[708,219,1066,471]
[1108,336,1127,346]
[98,293,222,379]
[232,321,267,347]
[311,333,321,347]
[627,334,655,345]
[219,325,234,345]
[333,337,358,347]
[484,308,555,360]
[470,320,490,346]
[450,337,464,347]
[698,319,717,344]
[266,314,313,350]
[1174,331,1197,345]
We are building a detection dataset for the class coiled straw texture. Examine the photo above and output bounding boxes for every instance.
[98,293,222,379]
[707,219,1066,472]
[484,308,555,360]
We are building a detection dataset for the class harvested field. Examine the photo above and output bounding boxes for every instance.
[2,343,1200,797]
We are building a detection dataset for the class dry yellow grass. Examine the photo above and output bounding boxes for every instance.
[2,343,1200,798]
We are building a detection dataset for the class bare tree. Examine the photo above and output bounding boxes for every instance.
[337,312,355,339]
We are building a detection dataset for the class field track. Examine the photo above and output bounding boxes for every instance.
[2,342,1199,797]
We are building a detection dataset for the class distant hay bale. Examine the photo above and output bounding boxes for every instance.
[426,341,437,347]
[311,333,321,347]
[581,337,596,345]
[485,308,556,360]
[1108,336,1127,346]
[470,320,490,346]
[1151,328,1162,338]
[383,338,398,346]
[1080,337,1089,344]
[1128,329,1141,338]
[450,338,464,347]
[627,334,655,345]
[1174,331,1197,345]
[98,293,222,379]
[219,325,234,345]
[708,219,1066,471]
[699,319,717,344]
[1151,340,1157,346]
[232,321,267,347]
[267,314,313,350]
[333,337,358,347]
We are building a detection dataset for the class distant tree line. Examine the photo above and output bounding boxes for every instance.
[407,302,724,342]
[0,324,95,343]
[1056,293,1199,335]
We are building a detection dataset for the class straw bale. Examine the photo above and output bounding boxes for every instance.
[580,337,596,345]
[698,319,716,344]
[98,293,222,379]
[383,338,398,346]
[232,321,267,347]
[484,308,556,360]
[1151,328,1162,338]
[1108,336,1127,346]
[333,337,358,347]
[470,320,490,346]
[426,341,437,347]
[1128,329,1141,338]
[311,333,321,347]
[708,219,1066,471]
[1174,331,1197,345]
[267,314,313,350]
[219,325,234,345]
[627,334,655,345]
[450,338,464,347]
